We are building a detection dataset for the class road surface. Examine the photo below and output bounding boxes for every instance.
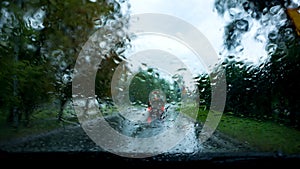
[0,106,254,156]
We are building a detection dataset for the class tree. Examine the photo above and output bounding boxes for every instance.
[0,1,54,127]
[0,0,127,127]
[128,68,178,105]
[213,0,300,127]
[40,0,115,121]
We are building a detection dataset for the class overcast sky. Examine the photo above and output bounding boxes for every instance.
[120,0,270,75]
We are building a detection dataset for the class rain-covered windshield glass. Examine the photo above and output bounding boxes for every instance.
[1,0,300,166]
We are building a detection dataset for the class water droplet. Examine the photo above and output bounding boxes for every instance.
[270,5,281,15]
[268,31,278,40]
[99,41,107,48]
[229,7,243,18]
[136,75,146,82]
[113,58,120,64]
[228,55,235,59]
[277,42,286,49]
[284,28,295,41]
[235,19,249,31]
[60,61,67,71]
[266,43,277,55]
[177,68,187,72]
[235,45,244,52]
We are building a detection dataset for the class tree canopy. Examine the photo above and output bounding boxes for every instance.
[0,0,125,127]
[201,0,300,128]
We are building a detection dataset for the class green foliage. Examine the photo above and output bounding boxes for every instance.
[0,1,54,126]
[129,68,180,105]
[0,0,122,127]
[195,73,211,110]
[212,0,300,128]
[95,52,123,99]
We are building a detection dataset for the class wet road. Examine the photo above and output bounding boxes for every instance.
[0,106,254,156]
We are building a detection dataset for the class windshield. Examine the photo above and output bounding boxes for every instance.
[1,0,300,166]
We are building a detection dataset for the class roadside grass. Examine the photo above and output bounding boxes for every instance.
[175,103,200,120]
[0,109,62,142]
[0,103,118,142]
[197,110,300,155]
